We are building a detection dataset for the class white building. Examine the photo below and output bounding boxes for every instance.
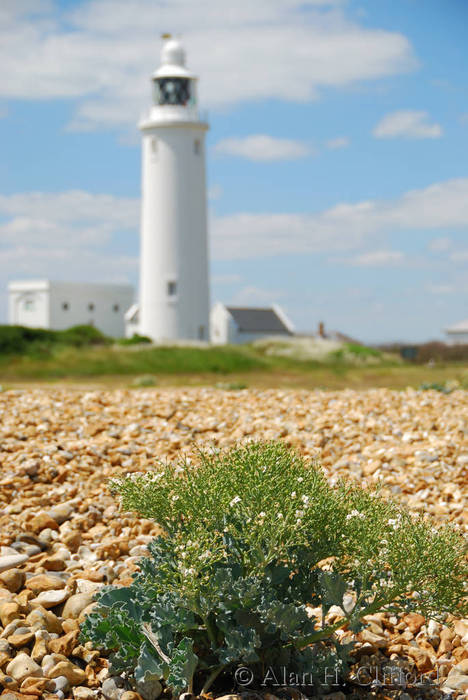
[210,303,294,345]
[445,319,468,344]
[8,280,134,338]
[136,35,210,342]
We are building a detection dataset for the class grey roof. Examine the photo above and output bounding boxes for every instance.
[226,307,292,334]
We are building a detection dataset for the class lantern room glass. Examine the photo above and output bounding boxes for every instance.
[153,77,195,107]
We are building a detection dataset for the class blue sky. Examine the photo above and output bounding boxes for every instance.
[0,0,467,342]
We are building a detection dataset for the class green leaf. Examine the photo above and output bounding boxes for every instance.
[135,641,167,684]
[318,570,347,612]
[218,625,260,664]
[166,637,198,693]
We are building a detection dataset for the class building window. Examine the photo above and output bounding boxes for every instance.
[113,304,120,312]
[24,299,35,311]
[153,77,191,106]
[194,139,201,155]
[88,303,95,311]
[62,302,69,311]
[198,325,205,340]
[151,137,158,156]
[167,281,177,297]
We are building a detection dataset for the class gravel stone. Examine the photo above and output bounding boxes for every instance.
[135,677,162,700]
[102,676,128,700]
[46,659,87,685]
[0,387,467,699]
[0,555,29,574]
[61,592,93,619]
[6,652,43,683]
[31,589,69,609]
[0,569,25,593]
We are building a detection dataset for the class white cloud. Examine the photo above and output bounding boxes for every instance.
[2,178,468,281]
[208,184,223,201]
[0,191,138,248]
[0,0,417,131]
[0,191,139,288]
[211,177,468,259]
[373,110,442,139]
[325,136,349,149]
[342,250,405,266]
[212,273,242,285]
[427,284,455,295]
[215,134,311,162]
[230,286,284,305]
[428,236,452,252]
[0,245,137,283]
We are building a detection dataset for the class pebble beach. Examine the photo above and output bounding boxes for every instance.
[0,387,467,699]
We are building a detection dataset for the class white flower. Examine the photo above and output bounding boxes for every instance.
[295,510,304,519]
[230,496,241,507]
[277,512,283,519]
[387,515,402,530]
[301,495,309,505]
[148,472,164,481]
[258,511,266,518]
[297,477,304,483]
[291,491,297,498]
[346,509,365,520]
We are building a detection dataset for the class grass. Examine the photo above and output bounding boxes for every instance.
[0,344,266,379]
[0,324,467,390]
[0,346,467,391]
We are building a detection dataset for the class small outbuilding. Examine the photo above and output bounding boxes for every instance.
[8,280,134,338]
[445,319,468,345]
[210,303,294,345]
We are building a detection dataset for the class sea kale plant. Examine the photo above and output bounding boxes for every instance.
[80,442,468,696]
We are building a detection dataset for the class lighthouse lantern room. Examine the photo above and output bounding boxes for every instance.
[138,35,210,342]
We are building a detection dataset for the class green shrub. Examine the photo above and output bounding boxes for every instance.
[328,343,382,366]
[419,381,452,393]
[118,334,153,346]
[215,381,248,390]
[80,443,467,696]
[379,341,468,364]
[345,343,381,358]
[0,325,55,354]
[0,324,110,355]
[132,375,158,387]
[56,324,111,347]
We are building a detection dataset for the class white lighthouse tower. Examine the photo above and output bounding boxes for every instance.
[137,35,210,342]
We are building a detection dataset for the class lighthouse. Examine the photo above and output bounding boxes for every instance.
[138,35,210,342]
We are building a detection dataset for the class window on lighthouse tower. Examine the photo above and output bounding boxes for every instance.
[153,77,192,106]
